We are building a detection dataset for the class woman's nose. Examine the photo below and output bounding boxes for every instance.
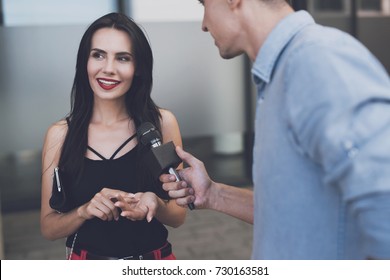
[102,59,115,75]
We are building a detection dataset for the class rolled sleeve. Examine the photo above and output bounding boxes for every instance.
[285,41,390,201]
[349,193,390,259]
[285,36,390,259]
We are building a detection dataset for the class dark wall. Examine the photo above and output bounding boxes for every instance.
[315,16,390,73]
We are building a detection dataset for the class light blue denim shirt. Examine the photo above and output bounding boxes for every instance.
[251,11,390,259]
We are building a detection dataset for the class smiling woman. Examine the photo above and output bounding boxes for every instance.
[40,12,186,260]
[87,28,136,100]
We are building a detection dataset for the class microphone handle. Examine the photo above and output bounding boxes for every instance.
[168,167,195,210]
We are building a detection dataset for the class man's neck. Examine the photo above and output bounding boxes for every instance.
[243,1,294,61]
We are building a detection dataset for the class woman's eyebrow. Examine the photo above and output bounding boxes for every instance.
[91,48,132,56]
[116,51,133,56]
[91,48,105,53]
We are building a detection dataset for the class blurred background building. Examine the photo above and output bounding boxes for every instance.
[0,0,389,259]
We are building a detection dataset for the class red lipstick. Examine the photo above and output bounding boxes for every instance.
[97,78,120,90]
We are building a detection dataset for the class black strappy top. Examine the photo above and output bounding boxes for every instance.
[65,133,170,257]
[86,134,136,161]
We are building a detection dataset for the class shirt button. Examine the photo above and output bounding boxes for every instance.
[343,140,358,158]
[258,96,265,104]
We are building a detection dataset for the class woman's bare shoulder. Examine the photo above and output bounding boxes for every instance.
[159,108,178,127]
[43,119,68,150]
[42,119,69,170]
[158,109,181,144]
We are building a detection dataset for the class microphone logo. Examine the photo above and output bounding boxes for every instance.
[137,122,162,148]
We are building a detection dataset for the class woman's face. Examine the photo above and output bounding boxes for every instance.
[87,27,135,101]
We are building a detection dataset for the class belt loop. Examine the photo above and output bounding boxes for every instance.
[80,250,88,260]
[153,248,162,260]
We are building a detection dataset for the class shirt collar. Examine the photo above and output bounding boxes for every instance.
[252,11,315,85]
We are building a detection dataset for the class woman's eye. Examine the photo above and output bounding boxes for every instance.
[91,52,104,59]
[118,55,132,62]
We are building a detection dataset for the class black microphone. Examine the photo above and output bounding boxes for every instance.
[137,122,195,210]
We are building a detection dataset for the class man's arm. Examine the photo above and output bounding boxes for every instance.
[161,146,254,224]
[350,192,390,259]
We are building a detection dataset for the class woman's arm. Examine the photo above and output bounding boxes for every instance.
[40,121,131,240]
[158,109,186,226]
[117,192,185,228]
[40,120,86,240]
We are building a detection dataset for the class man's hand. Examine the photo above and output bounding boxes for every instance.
[160,146,213,209]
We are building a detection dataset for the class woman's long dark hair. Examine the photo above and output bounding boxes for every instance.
[59,13,161,179]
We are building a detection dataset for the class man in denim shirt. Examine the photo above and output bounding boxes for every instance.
[161,0,390,259]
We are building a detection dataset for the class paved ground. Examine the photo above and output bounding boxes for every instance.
[2,197,253,260]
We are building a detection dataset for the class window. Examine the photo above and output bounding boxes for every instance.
[358,0,390,16]
[130,0,203,22]
[359,0,381,11]
[3,0,116,26]
[309,0,390,16]
[313,0,344,12]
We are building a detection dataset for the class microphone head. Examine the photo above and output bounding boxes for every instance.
[137,122,162,147]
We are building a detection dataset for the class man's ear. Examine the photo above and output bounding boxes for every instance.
[227,0,242,9]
